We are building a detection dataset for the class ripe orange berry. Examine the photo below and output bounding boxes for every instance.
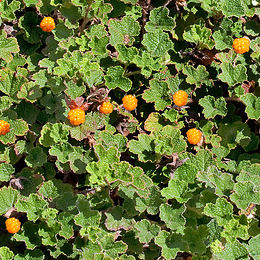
[173,90,188,107]
[68,108,85,126]
[5,217,21,234]
[40,17,55,32]
[122,95,137,111]
[99,101,113,114]
[232,38,250,54]
[186,128,202,145]
[0,120,10,136]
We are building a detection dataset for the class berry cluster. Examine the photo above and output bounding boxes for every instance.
[5,217,21,234]
[173,90,188,107]
[0,120,10,136]
[232,38,250,54]
[122,94,138,111]
[99,101,113,114]
[186,128,202,145]
[40,17,55,32]
[68,108,85,126]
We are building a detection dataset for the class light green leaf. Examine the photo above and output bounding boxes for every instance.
[142,79,171,110]
[199,95,227,119]
[182,65,209,86]
[142,30,173,57]
[0,247,14,260]
[0,163,15,182]
[145,7,175,32]
[159,204,186,234]
[183,24,214,49]
[219,63,247,86]
[212,30,233,50]
[0,186,18,215]
[241,93,260,120]
[105,66,132,91]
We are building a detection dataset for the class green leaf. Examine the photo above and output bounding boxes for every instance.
[204,198,233,226]
[15,194,48,222]
[145,7,175,32]
[221,0,245,17]
[183,24,214,49]
[25,147,47,168]
[155,231,188,260]
[0,163,15,182]
[199,95,227,119]
[161,179,191,203]
[159,204,186,234]
[183,64,210,86]
[0,186,18,215]
[0,247,14,260]
[154,126,187,155]
[214,240,249,260]
[217,121,252,150]
[89,36,109,55]
[105,206,135,231]
[116,44,138,63]
[241,93,260,120]
[134,219,160,244]
[127,133,156,162]
[219,63,247,86]
[230,181,260,210]
[14,222,42,250]
[212,30,233,50]
[58,212,75,239]
[245,20,260,36]
[142,79,171,111]
[74,196,101,236]
[109,16,140,46]
[0,0,20,20]
[18,12,42,44]
[0,31,19,63]
[247,234,260,259]
[105,66,132,92]
[142,30,173,57]
[99,234,128,258]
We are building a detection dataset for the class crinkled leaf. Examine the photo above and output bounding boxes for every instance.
[142,79,171,111]
[183,65,209,86]
[0,163,15,182]
[219,63,247,86]
[0,247,14,260]
[142,30,173,57]
[241,93,260,120]
[0,31,19,63]
[0,186,18,215]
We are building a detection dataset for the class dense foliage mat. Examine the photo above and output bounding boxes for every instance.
[0,0,259,259]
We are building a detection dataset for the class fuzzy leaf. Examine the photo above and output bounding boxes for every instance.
[212,30,233,50]
[105,66,132,92]
[0,247,14,260]
[247,234,260,259]
[142,30,173,57]
[109,16,140,46]
[25,146,47,168]
[0,163,15,182]
[14,222,41,250]
[127,133,156,162]
[105,206,135,231]
[183,24,214,49]
[15,194,48,222]
[145,7,175,32]
[0,31,19,63]
[204,198,233,226]
[230,181,260,210]
[159,204,186,234]
[199,95,227,119]
[219,63,247,86]
[240,93,260,120]
[0,186,18,215]
[155,231,188,260]
[183,65,209,86]
[134,219,160,244]
[142,79,171,110]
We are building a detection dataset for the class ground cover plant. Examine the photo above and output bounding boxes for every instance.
[0,0,259,259]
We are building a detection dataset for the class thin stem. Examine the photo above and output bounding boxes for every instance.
[124,70,141,77]
[78,1,93,36]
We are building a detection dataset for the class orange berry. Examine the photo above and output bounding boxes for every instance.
[173,90,188,107]
[122,95,137,111]
[68,108,85,126]
[5,217,21,234]
[186,128,202,145]
[40,17,55,32]
[0,120,10,136]
[99,101,113,114]
[232,38,250,54]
